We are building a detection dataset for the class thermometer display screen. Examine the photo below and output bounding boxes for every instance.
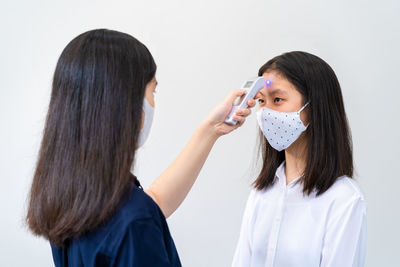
[243,81,254,88]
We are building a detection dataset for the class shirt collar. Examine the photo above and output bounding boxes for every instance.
[275,161,303,189]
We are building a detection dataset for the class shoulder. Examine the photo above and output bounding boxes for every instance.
[109,184,166,241]
[321,176,365,202]
[318,176,367,217]
[246,188,260,206]
[243,188,267,212]
[120,185,163,221]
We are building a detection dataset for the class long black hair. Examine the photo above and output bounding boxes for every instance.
[26,29,157,247]
[254,51,353,196]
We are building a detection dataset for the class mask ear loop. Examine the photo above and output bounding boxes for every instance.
[297,102,310,127]
[297,102,310,113]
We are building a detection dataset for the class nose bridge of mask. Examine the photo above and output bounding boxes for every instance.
[261,102,309,117]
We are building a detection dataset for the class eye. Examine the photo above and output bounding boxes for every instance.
[257,99,265,104]
[274,97,283,103]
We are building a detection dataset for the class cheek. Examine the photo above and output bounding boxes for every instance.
[149,96,155,107]
[145,92,155,107]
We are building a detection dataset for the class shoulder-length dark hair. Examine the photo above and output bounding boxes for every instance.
[253,51,353,196]
[26,29,156,247]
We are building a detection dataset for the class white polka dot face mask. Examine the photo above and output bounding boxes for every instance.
[256,103,309,151]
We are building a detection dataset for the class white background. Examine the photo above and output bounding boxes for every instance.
[1,0,399,266]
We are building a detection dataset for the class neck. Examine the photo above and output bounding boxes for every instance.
[284,133,307,185]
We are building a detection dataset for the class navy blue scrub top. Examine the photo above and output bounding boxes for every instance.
[51,176,182,267]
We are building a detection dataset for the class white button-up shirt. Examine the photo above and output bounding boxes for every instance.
[232,162,366,267]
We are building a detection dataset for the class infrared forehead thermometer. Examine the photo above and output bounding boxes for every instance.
[224,76,266,125]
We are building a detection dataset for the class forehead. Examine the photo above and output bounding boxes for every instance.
[260,71,298,95]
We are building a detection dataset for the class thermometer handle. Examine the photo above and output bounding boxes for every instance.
[224,77,265,125]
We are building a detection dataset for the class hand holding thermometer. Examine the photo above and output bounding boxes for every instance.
[224,77,266,125]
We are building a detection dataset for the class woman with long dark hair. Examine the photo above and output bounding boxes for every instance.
[26,29,254,266]
[232,51,366,266]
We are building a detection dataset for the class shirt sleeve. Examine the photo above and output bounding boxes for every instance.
[320,196,367,267]
[113,217,173,267]
[232,190,256,267]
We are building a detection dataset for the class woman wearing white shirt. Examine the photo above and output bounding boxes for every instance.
[232,51,366,267]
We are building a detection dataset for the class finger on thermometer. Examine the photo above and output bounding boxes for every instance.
[247,98,256,108]
[233,116,246,125]
[235,108,251,117]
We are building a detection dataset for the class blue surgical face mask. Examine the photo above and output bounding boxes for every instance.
[256,103,309,151]
[137,98,154,148]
